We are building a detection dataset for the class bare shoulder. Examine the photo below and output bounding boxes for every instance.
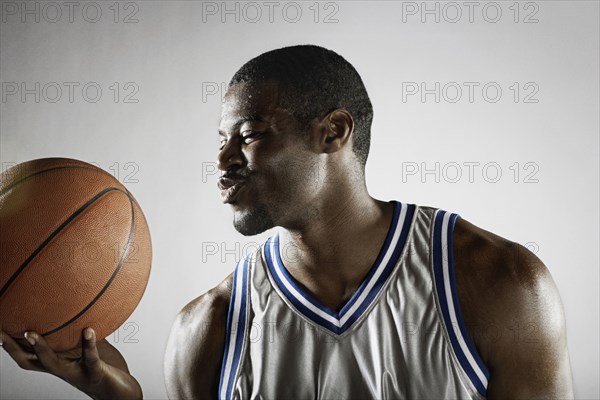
[163,273,233,399]
[453,217,573,398]
[453,217,549,296]
[453,217,559,324]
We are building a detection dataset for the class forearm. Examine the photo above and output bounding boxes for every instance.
[86,367,143,400]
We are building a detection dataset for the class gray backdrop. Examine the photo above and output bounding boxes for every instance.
[1,1,598,399]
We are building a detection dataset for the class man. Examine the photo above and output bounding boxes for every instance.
[0,45,573,399]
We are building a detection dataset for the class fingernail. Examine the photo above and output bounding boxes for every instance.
[24,332,36,346]
[84,328,93,340]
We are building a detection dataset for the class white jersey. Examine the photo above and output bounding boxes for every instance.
[218,201,490,399]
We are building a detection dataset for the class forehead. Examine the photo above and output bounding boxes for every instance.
[220,81,283,127]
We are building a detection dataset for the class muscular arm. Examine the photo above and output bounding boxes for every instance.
[163,273,233,399]
[453,218,574,399]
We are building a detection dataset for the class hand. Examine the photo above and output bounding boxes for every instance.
[0,328,142,400]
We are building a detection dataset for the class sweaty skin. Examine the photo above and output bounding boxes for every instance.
[0,80,573,399]
[163,82,574,398]
[162,223,574,399]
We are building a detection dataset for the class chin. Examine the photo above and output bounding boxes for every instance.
[232,206,275,236]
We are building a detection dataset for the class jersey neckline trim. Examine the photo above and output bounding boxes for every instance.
[263,200,415,335]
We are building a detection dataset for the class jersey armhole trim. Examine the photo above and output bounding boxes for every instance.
[432,209,490,398]
[218,256,250,400]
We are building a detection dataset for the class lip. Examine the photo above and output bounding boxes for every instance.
[220,182,246,204]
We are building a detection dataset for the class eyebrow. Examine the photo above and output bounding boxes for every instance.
[218,114,266,136]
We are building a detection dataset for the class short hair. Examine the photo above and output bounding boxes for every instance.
[228,44,374,169]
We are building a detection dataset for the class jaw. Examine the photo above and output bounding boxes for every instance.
[232,204,275,236]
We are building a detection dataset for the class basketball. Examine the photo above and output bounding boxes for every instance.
[0,158,152,352]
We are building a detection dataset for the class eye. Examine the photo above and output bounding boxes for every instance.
[218,139,227,151]
[241,131,261,145]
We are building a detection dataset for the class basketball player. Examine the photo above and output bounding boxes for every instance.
[1,45,574,399]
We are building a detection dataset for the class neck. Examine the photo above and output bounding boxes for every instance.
[277,184,394,306]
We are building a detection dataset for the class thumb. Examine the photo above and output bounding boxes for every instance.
[82,328,102,375]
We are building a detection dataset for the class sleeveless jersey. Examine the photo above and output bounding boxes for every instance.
[218,201,490,399]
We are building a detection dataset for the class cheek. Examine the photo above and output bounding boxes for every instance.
[297,160,327,195]
[243,143,287,192]
[273,155,324,197]
[245,140,323,196]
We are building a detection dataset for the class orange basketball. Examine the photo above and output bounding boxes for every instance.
[0,158,152,352]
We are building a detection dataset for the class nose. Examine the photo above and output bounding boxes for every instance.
[217,138,244,172]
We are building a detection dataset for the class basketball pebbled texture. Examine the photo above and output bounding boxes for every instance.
[0,158,152,351]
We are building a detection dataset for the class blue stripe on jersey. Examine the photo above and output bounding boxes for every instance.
[339,203,416,331]
[338,201,403,316]
[265,201,414,335]
[218,257,250,400]
[218,260,239,398]
[432,210,489,397]
[446,213,491,382]
[265,236,343,333]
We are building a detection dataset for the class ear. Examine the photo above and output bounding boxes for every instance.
[319,108,354,154]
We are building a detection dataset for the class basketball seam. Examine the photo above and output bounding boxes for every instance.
[0,165,121,197]
[0,187,129,299]
[41,192,136,337]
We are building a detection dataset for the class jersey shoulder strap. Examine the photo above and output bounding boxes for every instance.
[431,208,490,397]
[218,254,252,400]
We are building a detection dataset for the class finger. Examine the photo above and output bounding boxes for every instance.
[82,328,102,376]
[0,330,44,372]
[24,331,61,375]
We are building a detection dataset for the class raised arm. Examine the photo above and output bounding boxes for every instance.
[164,273,233,399]
[453,218,574,399]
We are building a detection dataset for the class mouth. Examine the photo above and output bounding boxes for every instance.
[218,176,247,204]
[220,182,246,204]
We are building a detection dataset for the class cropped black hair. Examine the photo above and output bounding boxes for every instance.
[229,44,374,169]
